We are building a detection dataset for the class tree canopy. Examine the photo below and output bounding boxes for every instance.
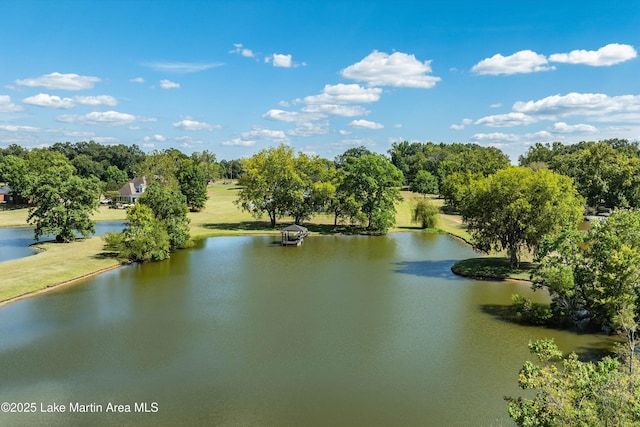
[459,166,584,267]
[3,149,101,242]
[506,339,640,427]
[533,209,640,332]
[519,139,640,209]
[340,153,404,232]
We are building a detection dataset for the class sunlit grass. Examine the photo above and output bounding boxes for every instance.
[451,257,535,281]
[0,237,121,304]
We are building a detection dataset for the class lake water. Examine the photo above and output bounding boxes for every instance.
[0,222,125,263]
[0,233,615,426]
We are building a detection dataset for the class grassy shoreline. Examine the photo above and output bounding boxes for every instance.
[0,182,479,305]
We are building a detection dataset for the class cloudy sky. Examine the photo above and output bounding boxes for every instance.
[1,1,639,161]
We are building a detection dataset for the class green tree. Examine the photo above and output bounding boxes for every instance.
[139,181,191,249]
[533,209,640,331]
[0,155,29,199]
[340,153,404,232]
[439,171,482,210]
[334,145,372,168]
[506,339,640,427]
[103,165,129,191]
[519,139,640,210]
[459,166,584,267]
[236,145,303,227]
[138,149,186,188]
[191,150,219,183]
[21,150,100,242]
[326,168,363,229]
[412,199,438,229]
[71,154,104,179]
[104,204,170,262]
[177,159,208,212]
[286,154,334,224]
[409,170,438,196]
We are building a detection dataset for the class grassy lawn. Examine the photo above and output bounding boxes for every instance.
[0,181,501,303]
[0,237,121,304]
[451,257,536,281]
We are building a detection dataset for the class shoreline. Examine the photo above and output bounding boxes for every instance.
[0,263,124,308]
[0,225,501,308]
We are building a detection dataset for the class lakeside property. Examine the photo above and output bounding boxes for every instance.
[0,182,476,304]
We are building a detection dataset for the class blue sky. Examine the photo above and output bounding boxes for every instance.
[1,1,639,162]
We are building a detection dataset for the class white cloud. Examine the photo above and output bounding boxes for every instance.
[549,43,637,66]
[262,109,308,123]
[15,72,101,90]
[339,129,352,135]
[475,112,538,127]
[349,119,384,130]
[144,134,167,142]
[130,77,145,83]
[301,104,369,117]
[172,119,219,131]
[304,84,382,104]
[74,95,117,106]
[332,138,376,148]
[472,50,555,75]
[551,122,598,133]
[23,93,75,109]
[288,121,330,137]
[144,62,224,73]
[0,124,42,132]
[221,138,256,146]
[472,130,555,146]
[241,127,289,142]
[490,103,502,108]
[513,92,640,121]
[0,95,24,112]
[341,50,441,88]
[56,110,142,126]
[22,93,117,109]
[230,43,255,58]
[223,126,289,146]
[450,118,473,130]
[175,136,203,145]
[267,53,295,68]
[160,79,180,89]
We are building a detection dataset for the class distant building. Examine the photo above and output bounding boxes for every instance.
[118,177,148,204]
[0,185,13,203]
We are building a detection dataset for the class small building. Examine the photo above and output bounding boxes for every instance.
[280,224,308,246]
[0,185,12,203]
[118,177,148,204]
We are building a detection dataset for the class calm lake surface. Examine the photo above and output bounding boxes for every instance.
[0,233,615,426]
[0,222,125,263]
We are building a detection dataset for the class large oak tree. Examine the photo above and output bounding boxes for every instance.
[459,166,584,267]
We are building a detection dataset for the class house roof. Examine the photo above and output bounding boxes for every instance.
[119,177,147,197]
[281,224,308,232]
[0,185,11,195]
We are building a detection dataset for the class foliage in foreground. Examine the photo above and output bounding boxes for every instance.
[506,339,640,427]
[532,209,640,332]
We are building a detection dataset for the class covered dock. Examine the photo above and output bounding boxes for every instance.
[280,224,308,246]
